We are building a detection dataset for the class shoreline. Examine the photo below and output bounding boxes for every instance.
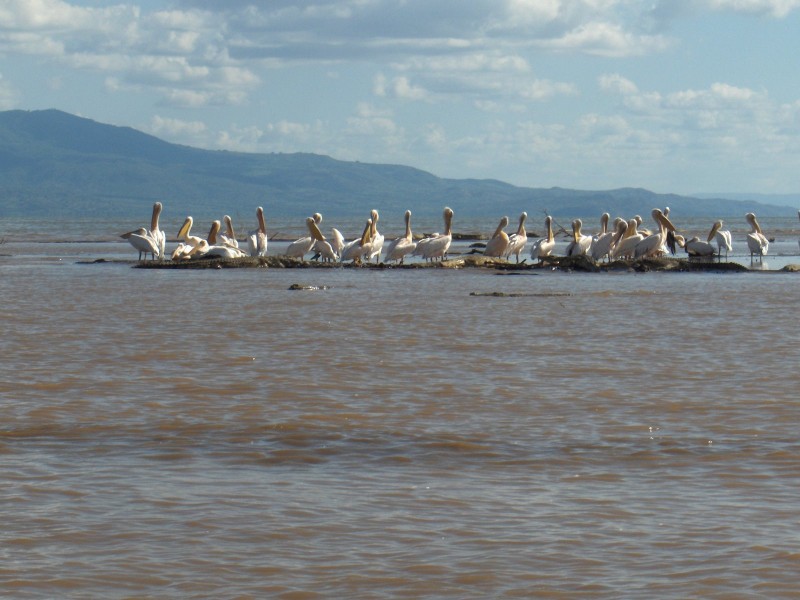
[81,254,800,272]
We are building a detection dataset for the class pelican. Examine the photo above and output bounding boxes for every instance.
[286,213,323,258]
[383,210,417,264]
[148,202,165,259]
[366,209,384,263]
[420,207,454,261]
[707,220,732,259]
[219,215,239,249]
[505,212,528,263]
[331,228,345,257]
[340,218,373,263]
[171,216,205,260]
[565,219,592,257]
[483,216,510,258]
[247,206,268,257]
[530,215,555,263]
[590,213,616,261]
[745,212,769,260]
[304,217,337,262]
[121,227,160,260]
[634,209,676,258]
[202,220,248,258]
[612,218,643,259]
[684,236,716,257]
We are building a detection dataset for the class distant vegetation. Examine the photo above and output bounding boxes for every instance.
[0,108,792,220]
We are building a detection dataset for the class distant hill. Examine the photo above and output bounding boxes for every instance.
[0,108,793,219]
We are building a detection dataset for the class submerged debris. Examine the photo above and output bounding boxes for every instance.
[288,283,330,291]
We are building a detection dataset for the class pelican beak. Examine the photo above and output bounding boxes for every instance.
[177,218,191,238]
[309,220,325,242]
[657,212,676,232]
[707,222,721,242]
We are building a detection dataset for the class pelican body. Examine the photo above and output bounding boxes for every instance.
[530,215,555,263]
[745,213,768,260]
[383,210,417,264]
[248,206,268,257]
[483,216,510,258]
[505,212,528,263]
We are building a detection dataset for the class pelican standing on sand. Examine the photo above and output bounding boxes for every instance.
[612,218,643,259]
[634,209,676,258]
[419,207,454,261]
[383,210,417,264]
[148,202,165,259]
[708,220,732,259]
[285,213,322,258]
[565,219,592,256]
[121,227,160,260]
[340,218,373,263]
[530,215,555,263]
[248,206,268,257]
[590,213,616,261]
[305,217,338,262]
[367,210,384,263]
[505,212,528,263]
[745,212,769,260]
[483,216,510,258]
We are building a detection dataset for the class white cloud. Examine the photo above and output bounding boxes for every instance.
[707,0,800,17]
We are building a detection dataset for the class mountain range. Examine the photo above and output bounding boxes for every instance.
[0,108,794,220]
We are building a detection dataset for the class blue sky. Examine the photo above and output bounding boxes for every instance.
[1,0,799,196]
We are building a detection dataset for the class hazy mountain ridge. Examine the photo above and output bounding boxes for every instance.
[0,108,793,219]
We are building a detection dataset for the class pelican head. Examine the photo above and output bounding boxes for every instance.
[707,220,722,242]
[207,220,221,245]
[313,212,322,224]
[177,216,193,239]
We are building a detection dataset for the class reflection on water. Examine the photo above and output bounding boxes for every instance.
[1,217,800,598]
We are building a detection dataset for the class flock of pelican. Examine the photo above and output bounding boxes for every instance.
[122,202,775,265]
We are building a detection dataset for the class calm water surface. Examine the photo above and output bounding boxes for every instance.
[1,216,800,599]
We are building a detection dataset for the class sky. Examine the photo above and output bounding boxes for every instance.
[1,0,800,196]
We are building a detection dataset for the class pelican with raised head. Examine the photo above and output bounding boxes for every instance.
[248,206,268,257]
[420,207,454,261]
[366,209,384,263]
[505,212,528,263]
[590,213,616,261]
[745,212,769,260]
[220,215,239,249]
[383,210,417,264]
[148,202,165,259]
[565,219,592,257]
[530,215,555,263]
[708,220,732,259]
[612,218,643,259]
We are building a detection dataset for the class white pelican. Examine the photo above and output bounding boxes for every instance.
[331,228,345,257]
[121,227,160,260]
[530,215,555,263]
[304,217,337,262]
[684,236,716,257]
[383,210,417,264]
[612,218,643,259]
[202,220,248,258]
[483,216,510,258]
[708,220,732,259]
[219,215,239,249]
[366,209,384,263]
[148,202,165,259]
[745,212,769,260]
[171,216,206,260]
[247,206,268,257]
[565,219,592,257]
[420,207,454,261]
[634,209,676,258]
[505,212,528,263]
[340,218,373,263]
[286,213,323,258]
[590,213,616,261]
